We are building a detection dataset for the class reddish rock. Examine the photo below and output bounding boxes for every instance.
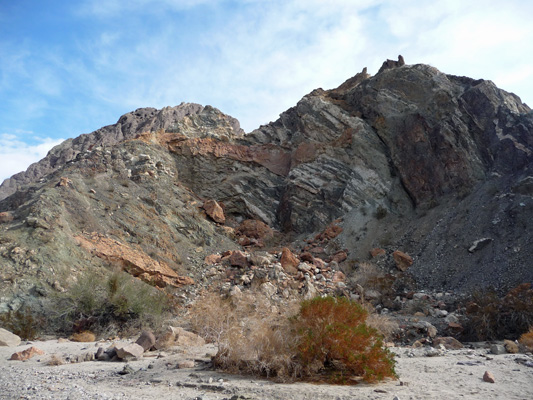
[235,219,274,247]
[331,250,348,263]
[312,257,326,269]
[300,252,314,263]
[135,330,156,352]
[393,250,413,271]
[10,346,45,361]
[75,233,194,288]
[433,336,463,350]
[229,250,249,268]
[202,199,225,224]
[309,247,325,254]
[280,247,299,274]
[370,248,386,258]
[483,371,495,383]
[0,212,14,223]
[204,254,222,265]
[332,271,346,283]
[447,322,464,333]
[315,224,343,241]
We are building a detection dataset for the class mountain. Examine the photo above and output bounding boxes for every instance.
[1,57,532,312]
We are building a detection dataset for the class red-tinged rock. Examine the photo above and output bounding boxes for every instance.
[235,219,274,247]
[229,250,249,268]
[280,247,299,274]
[331,250,348,263]
[483,371,495,383]
[204,254,222,265]
[315,224,343,241]
[56,176,72,187]
[312,257,326,269]
[0,212,14,223]
[10,346,45,361]
[332,271,346,283]
[447,322,464,333]
[370,248,386,258]
[300,252,314,263]
[393,250,413,271]
[310,247,325,254]
[202,199,225,224]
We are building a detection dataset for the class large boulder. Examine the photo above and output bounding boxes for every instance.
[0,328,21,347]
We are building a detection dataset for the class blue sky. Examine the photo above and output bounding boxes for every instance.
[1,0,532,182]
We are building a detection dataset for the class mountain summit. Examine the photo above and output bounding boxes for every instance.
[1,58,532,311]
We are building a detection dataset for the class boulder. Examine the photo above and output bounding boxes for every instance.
[203,199,225,224]
[229,250,249,268]
[504,339,519,354]
[393,250,413,272]
[0,328,21,347]
[154,326,176,350]
[483,371,495,383]
[135,330,156,352]
[0,211,14,223]
[280,247,299,274]
[10,346,45,361]
[173,327,206,347]
[115,343,145,360]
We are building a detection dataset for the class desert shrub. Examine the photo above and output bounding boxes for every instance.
[375,206,387,220]
[190,292,396,384]
[293,297,396,384]
[0,306,41,340]
[48,269,170,336]
[462,283,533,341]
[518,327,533,351]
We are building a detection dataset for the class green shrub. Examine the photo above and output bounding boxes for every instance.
[0,306,41,340]
[49,269,170,336]
[462,283,533,341]
[293,296,396,384]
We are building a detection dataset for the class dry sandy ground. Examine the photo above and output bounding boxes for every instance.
[1,339,532,400]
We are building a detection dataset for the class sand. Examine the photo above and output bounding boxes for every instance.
[1,339,532,400]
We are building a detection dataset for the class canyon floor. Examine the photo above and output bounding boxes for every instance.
[1,339,532,400]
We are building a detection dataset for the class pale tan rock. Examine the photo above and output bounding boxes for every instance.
[433,336,463,350]
[504,339,519,354]
[115,343,144,360]
[173,327,206,347]
[0,328,21,347]
[154,326,176,350]
[204,254,222,265]
[0,211,14,223]
[71,331,96,342]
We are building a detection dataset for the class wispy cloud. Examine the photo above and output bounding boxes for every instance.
[0,133,64,182]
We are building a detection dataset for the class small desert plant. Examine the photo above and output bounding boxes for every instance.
[518,327,533,351]
[293,296,396,384]
[48,269,171,336]
[462,283,533,341]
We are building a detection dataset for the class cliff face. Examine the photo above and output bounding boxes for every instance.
[1,58,532,308]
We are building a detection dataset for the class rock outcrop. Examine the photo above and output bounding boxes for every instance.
[0,57,532,311]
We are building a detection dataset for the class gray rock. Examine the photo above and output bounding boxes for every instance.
[490,344,507,355]
[135,330,156,352]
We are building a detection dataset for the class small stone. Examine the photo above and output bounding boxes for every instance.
[0,211,14,223]
[229,250,249,268]
[118,365,135,375]
[177,360,195,369]
[483,370,495,383]
[370,248,386,258]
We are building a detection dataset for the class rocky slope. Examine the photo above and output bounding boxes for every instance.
[0,57,532,314]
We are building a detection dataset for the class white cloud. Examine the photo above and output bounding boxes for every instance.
[0,134,64,182]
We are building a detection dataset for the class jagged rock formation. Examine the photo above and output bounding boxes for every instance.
[0,58,532,311]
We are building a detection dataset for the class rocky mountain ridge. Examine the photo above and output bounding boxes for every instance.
[0,57,532,313]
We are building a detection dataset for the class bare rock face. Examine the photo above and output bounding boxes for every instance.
[0,57,532,306]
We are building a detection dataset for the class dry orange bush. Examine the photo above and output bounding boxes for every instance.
[519,327,533,351]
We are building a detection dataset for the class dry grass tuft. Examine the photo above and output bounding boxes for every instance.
[47,354,65,366]
[71,331,96,342]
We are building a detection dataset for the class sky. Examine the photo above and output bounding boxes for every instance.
[1,0,532,182]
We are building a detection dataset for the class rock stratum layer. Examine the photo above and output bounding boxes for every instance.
[1,58,532,309]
